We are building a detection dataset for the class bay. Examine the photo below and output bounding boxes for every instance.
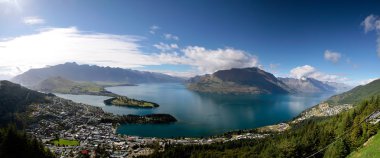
[56,83,334,138]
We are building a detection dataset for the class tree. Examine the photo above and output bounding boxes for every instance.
[323,139,348,158]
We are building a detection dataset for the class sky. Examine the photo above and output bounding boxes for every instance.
[0,0,380,85]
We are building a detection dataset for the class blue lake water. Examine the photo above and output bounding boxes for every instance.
[56,83,334,138]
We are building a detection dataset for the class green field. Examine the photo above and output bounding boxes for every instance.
[51,139,80,146]
[347,130,380,158]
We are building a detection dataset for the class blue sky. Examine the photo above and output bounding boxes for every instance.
[0,0,380,85]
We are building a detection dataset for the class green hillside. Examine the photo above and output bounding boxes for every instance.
[34,76,115,96]
[326,79,380,106]
[0,81,54,157]
[0,125,54,158]
[347,130,380,158]
[0,80,50,127]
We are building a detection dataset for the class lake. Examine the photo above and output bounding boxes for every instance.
[56,83,334,138]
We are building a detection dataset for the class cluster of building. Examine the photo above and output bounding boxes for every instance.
[257,123,290,133]
[229,133,268,141]
[293,103,353,123]
[367,111,380,124]
[26,96,268,158]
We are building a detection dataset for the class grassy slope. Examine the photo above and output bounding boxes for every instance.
[326,79,380,106]
[35,76,104,94]
[347,130,380,158]
[52,139,80,146]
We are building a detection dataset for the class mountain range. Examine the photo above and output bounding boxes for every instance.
[33,76,117,96]
[12,63,351,94]
[188,67,351,94]
[279,77,336,93]
[12,62,184,86]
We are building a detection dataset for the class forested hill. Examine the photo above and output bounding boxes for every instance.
[0,125,55,158]
[0,81,54,157]
[0,80,50,127]
[147,95,380,158]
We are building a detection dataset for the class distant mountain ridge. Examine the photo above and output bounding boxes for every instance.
[188,67,350,94]
[187,67,293,94]
[278,77,340,93]
[12,62,184,86]
[326,78,380,106]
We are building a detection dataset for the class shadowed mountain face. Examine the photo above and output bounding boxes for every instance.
[187,67,292,94]
[12,62,184,86]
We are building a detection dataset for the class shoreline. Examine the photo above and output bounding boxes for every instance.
[51,84,338,139]
[26,90,349,158]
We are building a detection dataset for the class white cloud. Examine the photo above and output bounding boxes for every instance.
[362,15,380,57]
[156,46,259,74]
[289,65,347,82]
[359,78,378,85]
[0,27,162,77]
[362,15,377,33]
[182,46,259,74]
[146,69,196,78]
[23,16,45,25]
[0,66,23,80]
[267,63,280,75]
[290,65,316,79]
[163,33,179,40]
[149,25,159,34]
[0,27,260,78]
[153,42,178,51]
[324,50,341,63]
[0,0,22,14]
[269,63,279,69]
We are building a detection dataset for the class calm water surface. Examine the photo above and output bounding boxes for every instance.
[56,83,334,138]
